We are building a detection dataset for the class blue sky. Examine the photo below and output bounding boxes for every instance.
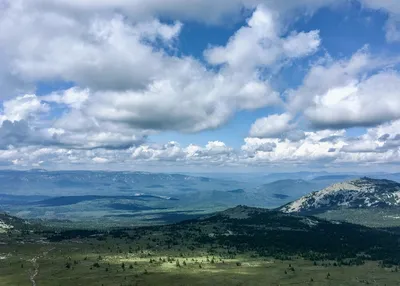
[1,0,400,172]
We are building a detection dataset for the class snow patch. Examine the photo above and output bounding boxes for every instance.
[0,220,13,230]
[393,192,400,204]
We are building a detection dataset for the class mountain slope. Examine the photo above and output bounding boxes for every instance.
[0,213,29,233]
[280,177,400,214]
[48,205,400,264]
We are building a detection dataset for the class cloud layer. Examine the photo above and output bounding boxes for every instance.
[0,0,400,170]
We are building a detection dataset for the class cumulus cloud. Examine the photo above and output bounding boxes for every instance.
[241,138,276,155]
[242,130,347,164]
[42,88,90,109]
[305,71,400,129]
[131,141,235,164]
[0,120,56,149]
[82,68,280,133]
[1,3,298,136]
[0,94,49,123]
[1,10,182,91]
[204,6,320,71]
[249,113,294,138]
[132,141,186,161]
[284,49,400,129]
[0,94,147,150]
[1,0,400,170]
[242,122,400,167]
[92,157,109,164]
[0,130,400,169]
[287,49,373,113]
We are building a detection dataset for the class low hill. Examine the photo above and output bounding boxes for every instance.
[46,205,400,265]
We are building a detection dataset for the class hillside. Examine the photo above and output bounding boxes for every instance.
[43,205,400,265]
[280,177,400,214]
[0,213,29,233]
[1,206,400,285]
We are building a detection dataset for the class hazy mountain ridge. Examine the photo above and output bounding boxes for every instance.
[281,177,400,214]
[0,170,245,196]
[2,170,400,225]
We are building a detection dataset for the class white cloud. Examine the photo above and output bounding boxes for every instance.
[132,141,185,161]
[0,120,56,149]
[282,30,321,58]
[249,113,294,138]
[131,141,234,163]
[82,72,279,133]
[241,138,276,154]
[305,71,400,129]
[135,19,183,42]
[285,49,400,129]
[1,0,400,170]
[342,120,400,154]
[1,11,180,91]
[1,3,291,135]
[0,94,49,124]
[0,129,399,169]
[191,141,234,157]
[204,6,321,71]
[92,157,109,164]
[42,88,90,109]
[242,130,347,164]
[286,49,373,113]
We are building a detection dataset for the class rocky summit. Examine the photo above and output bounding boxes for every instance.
[280,177,400,214]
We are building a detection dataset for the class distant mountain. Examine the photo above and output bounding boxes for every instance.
[257,179,317,197]
[0,170,246,197]
[311,175,357,181]
[33,194,178,207]
[0,170,253,223]
[261,172,330,183]
[249,179,320,207]
[280,177,400,214]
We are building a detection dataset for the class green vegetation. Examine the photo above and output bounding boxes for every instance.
[1,242,399,285]
[1,206,400,285]
[315,208,400,228]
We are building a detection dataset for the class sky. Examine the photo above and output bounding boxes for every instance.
[1,0,400,173]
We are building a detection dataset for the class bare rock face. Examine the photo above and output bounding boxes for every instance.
[280,177,400,214]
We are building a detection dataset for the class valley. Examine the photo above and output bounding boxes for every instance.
[2,170,400,228]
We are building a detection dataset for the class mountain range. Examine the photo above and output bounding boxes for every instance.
[2,170,400,227]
